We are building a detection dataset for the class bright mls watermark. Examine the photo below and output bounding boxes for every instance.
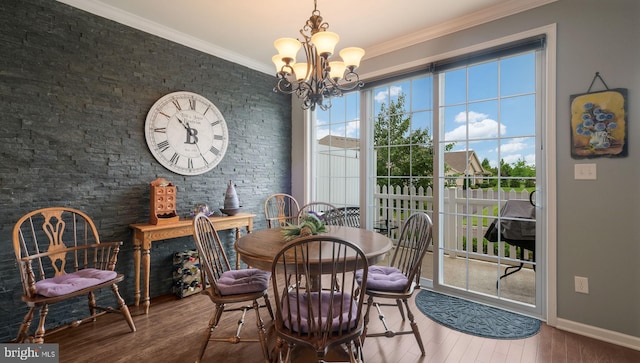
[0,344,58,363]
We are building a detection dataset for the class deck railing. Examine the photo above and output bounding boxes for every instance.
[374,185,535,264]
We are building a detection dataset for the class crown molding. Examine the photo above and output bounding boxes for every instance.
[364,0,557,59]
[56,0,273,74]
[57,0,556,75]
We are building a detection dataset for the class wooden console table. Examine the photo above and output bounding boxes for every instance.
[129,212,256,314]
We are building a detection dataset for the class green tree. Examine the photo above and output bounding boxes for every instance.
[510,158,536,187]
[481,157,497,187]
[374,93,452,189]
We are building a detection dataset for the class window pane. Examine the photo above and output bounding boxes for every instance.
[469,61,498,101]
[500,53,535,96]
[442,104,468,142]
[443,68,467,105]
[501,95,536,137]
[411,76,433,111]
[467,100,499,140]
[314,93,360,205]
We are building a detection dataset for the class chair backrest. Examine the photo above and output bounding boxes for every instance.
[297,202,339,225]
[12,207,120,297]
[389,212,433,288]
[264,193,300,228]
[192,213,231,296]
[339,206,361,228]
[271,235,368,355]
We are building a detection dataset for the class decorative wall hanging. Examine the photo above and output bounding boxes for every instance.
[145,91,229,175]
[570,72,628,158]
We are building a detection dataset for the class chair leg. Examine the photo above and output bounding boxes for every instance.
[13,307,36,343]
[196,303,225,363]
[361,295,374,344]
[349,338,365,363]
[88,291,97,319]
[111,283,136,332]
[395,298,405,320]
[33,304,49,344]
[272,336,281,363]
[263,294,274,320]
[402,298,425,356]
[251,299,270,363]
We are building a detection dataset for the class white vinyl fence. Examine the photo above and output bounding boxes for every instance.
[374,185,535,263]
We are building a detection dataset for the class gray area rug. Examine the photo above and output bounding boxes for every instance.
[415,290,541,339]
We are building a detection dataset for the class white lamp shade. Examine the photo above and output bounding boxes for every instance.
[311,31,339,56]
[339,47,365,68]
[274,38,301,61]
[272,55,288,73]
[329,61,346,80]
[292,62,310,81]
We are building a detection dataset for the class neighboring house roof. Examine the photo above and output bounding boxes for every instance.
[317,135,360,149]
[444,150,488,176]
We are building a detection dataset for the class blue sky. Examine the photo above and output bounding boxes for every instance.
[317,51,537,169]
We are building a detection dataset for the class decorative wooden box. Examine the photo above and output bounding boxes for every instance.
[173,250,204,298]
[149,178,179,225]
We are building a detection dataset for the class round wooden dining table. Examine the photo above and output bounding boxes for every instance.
[234,226,393,271]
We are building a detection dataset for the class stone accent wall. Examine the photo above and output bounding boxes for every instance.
[0,0,291,341]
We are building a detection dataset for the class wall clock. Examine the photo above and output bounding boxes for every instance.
[145,91,229,175]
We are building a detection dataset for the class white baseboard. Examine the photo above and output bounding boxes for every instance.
[555,318,640,351]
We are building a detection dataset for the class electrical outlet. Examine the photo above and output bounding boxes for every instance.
[575,276,589,294]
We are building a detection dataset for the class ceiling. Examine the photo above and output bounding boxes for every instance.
[59,0,552,74]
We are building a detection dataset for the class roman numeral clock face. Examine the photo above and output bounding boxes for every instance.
[144,91,228,175]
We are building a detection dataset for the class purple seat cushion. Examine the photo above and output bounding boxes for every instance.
[282,291,357,334]
[217,268,270,296]
[35,268,118,297]
[356,266,409,292]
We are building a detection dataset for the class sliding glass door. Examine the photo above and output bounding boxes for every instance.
[313,35,547,317]
[436,49,543,315]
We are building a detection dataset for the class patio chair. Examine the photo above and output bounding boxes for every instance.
[356,212,433,356]
[484,199,536,287]
[264,193,300,228]
[11,207,136,343]
[338,206,361,228]
[192,213,273,363]
[271,235,369,363]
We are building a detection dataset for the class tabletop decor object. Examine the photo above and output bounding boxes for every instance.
[282,213,326,240]
[220,180,241,216]
[149,178,179,225]
[191,203,213,217]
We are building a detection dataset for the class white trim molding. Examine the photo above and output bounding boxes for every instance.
[557,318,640,351]
[365,0,558,59]
[57,0,271,74]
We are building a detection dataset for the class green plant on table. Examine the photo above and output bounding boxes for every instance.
[282,213,327,241]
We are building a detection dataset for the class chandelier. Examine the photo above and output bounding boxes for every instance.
[272,0,365,111]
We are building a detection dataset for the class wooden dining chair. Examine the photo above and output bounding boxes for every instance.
[297,202,340,225]
[264,193,300,228]
[11,207,136,344]
[271,235,369,363]
[192,213,273,363]
[356,212,433,356]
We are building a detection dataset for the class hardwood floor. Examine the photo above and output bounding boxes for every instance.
[46,292,640,363]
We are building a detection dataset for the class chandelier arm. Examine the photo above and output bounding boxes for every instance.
[274,78,297,95]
